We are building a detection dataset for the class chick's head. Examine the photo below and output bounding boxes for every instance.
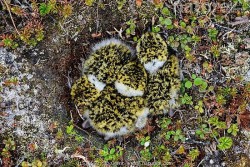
[136,32,168,74]
[70,74,101,112]
[83,39,134,84]
[145,55,181,115]
[115,61,147,97]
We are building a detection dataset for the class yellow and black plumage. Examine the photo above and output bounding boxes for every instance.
[70,74,101,110]
[85,86,147,139]
[145,55,181,115]
[83,39,134,84]
[136,32,168,74]
[115,61,147,97]
[71,34,181,139]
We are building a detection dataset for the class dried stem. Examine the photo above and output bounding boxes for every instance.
[3,0,21,36]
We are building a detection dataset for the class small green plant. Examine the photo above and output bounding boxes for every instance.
[125,19,136,37]
[208,116,227,130]
[210,45,220,57]
[85,0,95,6]
[161,7,171,16]
[140,148,153,161]
[217,137,233,150]
[193,75,208,92]
[3,138,16,151]
[180,93,193,105]
[0,34,18,49]
[116,0,126,10]
[208,28,218,41]
[194,100,204,113]
[195,124,210,139]
[183,163,193,167]
[1,137,16,162]
[187,148,200,161]
[184,80,192,89]
[66,121,83,142]
[158,118,172,129]
[39,2,53,16]
[233,0,250,10]
[183,74,208,92]
[216,86,238,106]
[21,159,47,167]
[152,26,161,33]
[179,21,186,28]
[140,136,151,147]
[159,17,173,29]
[227,124,239,136]
[216,94,227,105]
[165,129,185,142]
[202,61,213,73]
[99,145,123,161]
[152,145,172,163]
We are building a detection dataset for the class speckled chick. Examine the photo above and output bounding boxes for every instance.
[70,74,101,110]
[115,61,147,97]
[84,86,149,140]
[146,55,181,115]
[136,32,168,74]
[83,39,134,86]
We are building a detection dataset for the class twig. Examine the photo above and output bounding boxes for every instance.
[95,3,99,34]
[229,18,250,26]
[214,23,242,34]
[197,157,205,167]
[2,0,21,36]
[113,27,124,40]
[71,153,96,167]
[222,27,236,40]
[69,109,93,144]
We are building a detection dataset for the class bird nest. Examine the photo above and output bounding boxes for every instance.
[71,32,181,140]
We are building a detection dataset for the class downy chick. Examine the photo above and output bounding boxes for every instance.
[146,55,181,115]
[82,38,134,87]
[136,32,168,74]
[115,61,147,97]
[84,86,149,140]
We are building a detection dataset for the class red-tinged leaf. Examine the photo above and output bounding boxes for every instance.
[238,111,250,130]
[0,41,4,47]
[49,122,58,132]
[3,80,18,86]
[136,0,142,7]
[153,0,161,4]
[147,124,155,133]
[28,143,37,152]
[225,115,232,128]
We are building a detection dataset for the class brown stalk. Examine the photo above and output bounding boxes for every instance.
[2,0,21,36]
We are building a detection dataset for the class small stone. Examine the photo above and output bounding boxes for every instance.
[244,38,250,49]
[5,53,15,64]
[221,162,226,166]
[144,141,150,147]
[19,103,25,109]
[209,159,214,164]
[78,15,83,20]
[0,102,6,108]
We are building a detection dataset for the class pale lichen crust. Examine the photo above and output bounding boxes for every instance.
[115,61,147,97]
